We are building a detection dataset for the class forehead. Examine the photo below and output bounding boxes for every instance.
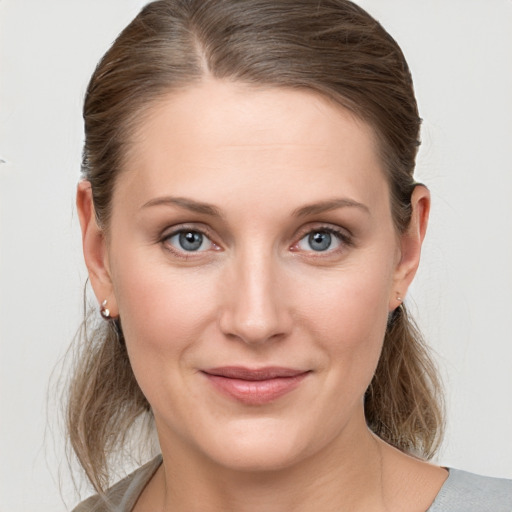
[116,80,389,213]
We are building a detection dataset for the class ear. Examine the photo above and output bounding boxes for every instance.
[390,185,430,310]
[76,180,118,317]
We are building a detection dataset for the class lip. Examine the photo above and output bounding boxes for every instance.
[202,366,310,405]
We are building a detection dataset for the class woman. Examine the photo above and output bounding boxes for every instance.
[69,0,512,510]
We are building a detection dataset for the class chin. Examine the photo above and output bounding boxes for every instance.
[192,417,323,473]
[208,442,306,473]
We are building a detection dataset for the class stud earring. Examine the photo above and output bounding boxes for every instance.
[100,299,111,320]
[396,294,403,303]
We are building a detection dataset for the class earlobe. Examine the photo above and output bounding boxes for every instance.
[76,181,118,317]
[390,185,430,310]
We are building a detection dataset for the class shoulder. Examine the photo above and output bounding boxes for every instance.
[72,455,163,512]
[428,468,512,512]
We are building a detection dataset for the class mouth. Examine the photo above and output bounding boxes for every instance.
[201,366,310,405]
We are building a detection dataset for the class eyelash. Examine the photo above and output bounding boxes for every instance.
[159,224,353,259]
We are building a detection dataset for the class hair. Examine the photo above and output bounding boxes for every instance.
[68,0,444,494]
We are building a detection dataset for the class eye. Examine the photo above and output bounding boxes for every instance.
[295,228,348,253]
[165,229,213,252]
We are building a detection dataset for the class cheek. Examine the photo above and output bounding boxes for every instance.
[111,252,222,418]
[294,257,394,388]
[111,249,218,360]
[298,261,394,342]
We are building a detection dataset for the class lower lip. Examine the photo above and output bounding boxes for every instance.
[203,373,309,405]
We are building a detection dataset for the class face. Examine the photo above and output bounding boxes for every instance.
[80,80,426,472]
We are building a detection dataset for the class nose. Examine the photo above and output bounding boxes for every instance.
[218,249,292,346]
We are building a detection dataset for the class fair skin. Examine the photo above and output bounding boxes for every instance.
[78,81,447,512]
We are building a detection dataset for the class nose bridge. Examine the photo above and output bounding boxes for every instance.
[219,243,290,344]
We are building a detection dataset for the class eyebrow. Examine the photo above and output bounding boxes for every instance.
[141,196,223,217]
[293,198,370,217]
[141,196,369,218]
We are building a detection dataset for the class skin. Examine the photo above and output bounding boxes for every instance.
[77,81,447,511]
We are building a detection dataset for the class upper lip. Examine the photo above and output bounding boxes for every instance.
[202,367,309,381]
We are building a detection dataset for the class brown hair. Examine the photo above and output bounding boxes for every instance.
[68,0,444,494]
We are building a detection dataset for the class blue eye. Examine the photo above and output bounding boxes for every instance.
[297,229,343,252]
[166,230,212,252]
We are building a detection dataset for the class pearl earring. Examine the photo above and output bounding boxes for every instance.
[100,299,111,320]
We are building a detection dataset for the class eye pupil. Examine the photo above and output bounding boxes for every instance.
[308,231,331,251]
[179,231,203,251]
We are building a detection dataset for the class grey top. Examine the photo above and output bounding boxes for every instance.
[72,456,162,512]
[428,468,512,512]
[73,456,512,512]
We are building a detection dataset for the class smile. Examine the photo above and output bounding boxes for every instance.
[202,367,311,405]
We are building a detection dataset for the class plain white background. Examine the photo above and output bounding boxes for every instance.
[1,1,511,510]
